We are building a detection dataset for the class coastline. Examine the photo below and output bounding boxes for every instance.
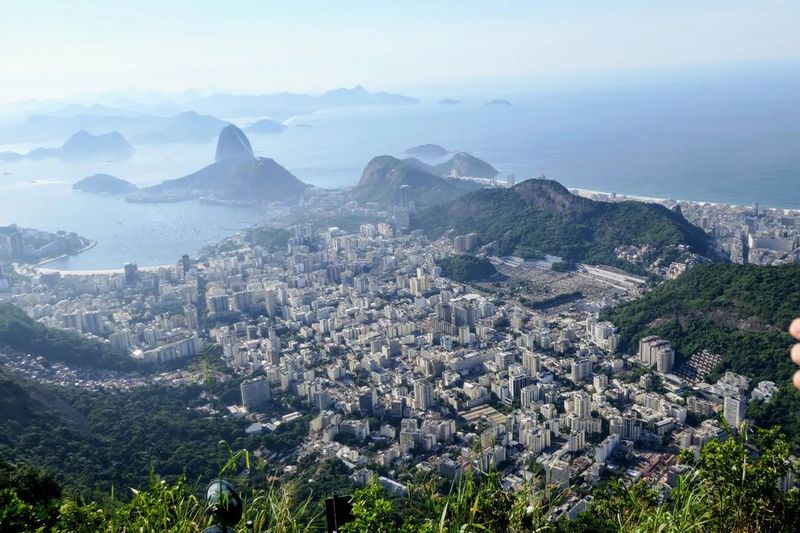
[37,263,176,276]
[35,239,98,267]
[569,187,800,214]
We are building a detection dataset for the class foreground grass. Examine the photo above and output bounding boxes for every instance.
[2,425,800,532]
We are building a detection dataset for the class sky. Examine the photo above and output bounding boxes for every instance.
[2,0,800,104]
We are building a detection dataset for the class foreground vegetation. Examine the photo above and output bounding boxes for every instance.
[2,424,798,532]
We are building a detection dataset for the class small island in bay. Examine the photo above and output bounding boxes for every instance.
[485,99,512,107]
[404,143,450,159]
[246,118,288,134]
[73,174,138,195]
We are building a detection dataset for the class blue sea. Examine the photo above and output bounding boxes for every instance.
[2,68,800,269]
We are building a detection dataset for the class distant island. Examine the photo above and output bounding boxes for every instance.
[437,98,462,105]
[73,174,138,195]
[127,124,308,204]
[0,130,135,161]
[404,144,450,159]
[246,119,288,135]
[485,99,512,107]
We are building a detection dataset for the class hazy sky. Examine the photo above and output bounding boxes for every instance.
[2,0,800,104]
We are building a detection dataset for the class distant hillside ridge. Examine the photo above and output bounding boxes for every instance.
[353,155,483,208]
[1,130,135,161]
[433,152,498,179]
[413,177,714,272]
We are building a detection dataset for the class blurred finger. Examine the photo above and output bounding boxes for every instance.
[792,344,800,366]
[790,319,800,340]
[794,370,800,390]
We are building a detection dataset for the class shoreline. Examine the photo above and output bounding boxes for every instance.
[35,239,97,267]
[37,263,176,276]
[569,187,800,214]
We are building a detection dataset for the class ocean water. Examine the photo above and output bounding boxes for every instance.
[2,71,800,269]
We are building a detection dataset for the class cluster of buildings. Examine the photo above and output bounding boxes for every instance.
[577,190,800,266]
[1,198,793,517]
[0,224,90,263]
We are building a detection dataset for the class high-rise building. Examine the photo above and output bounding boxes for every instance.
[610,415,642,442]
[520,384,540,408]
[124,262,139,285]
[522,350,540,376]
[724,393,747,429]
[63,312,83,332]
[82,310,104,335]
[639,336,674,372]
[414,380,433,411]
[240,376,271,410]
[508,364,530,399]
[567,391,592,418]
[593,373,609,391]
[571,358,593,381]
[568,430,586,452]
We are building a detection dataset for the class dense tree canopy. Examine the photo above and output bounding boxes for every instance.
[437,255,498,282]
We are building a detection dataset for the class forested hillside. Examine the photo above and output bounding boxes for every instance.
[603,263,800,443]
[414,179,713,273]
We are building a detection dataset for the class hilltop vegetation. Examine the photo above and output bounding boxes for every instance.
[604,263,799,382]
[353,155,483,208]
[414,178,712,273]
[603,263,800,443]
[243,226,291,252]
[0,302,135,370]
[437,255,498,282]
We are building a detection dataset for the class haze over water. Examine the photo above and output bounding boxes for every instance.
[2,68,799,270]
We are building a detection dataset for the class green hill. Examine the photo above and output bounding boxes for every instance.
[353,155,483,208]
[413,178,713,273]
[0,302,134,370]
[602,263,800,443]
[437,255,498,282]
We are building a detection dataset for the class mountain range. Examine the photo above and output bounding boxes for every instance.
[0,111,227,145]
[127,125,307,203]
[0,87,417,146]
[413,178,714,271]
